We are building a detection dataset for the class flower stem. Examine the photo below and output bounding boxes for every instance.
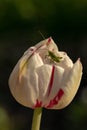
[31,108,42,130]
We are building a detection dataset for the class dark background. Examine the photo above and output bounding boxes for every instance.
[0,0,87,130]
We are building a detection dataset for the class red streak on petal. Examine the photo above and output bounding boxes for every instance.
[46,89,64,108]
[46,37,51,46]
[58,89,64,100]
[34,99,42,108]
[48,37,51,43]
[48,65,55,96]
[30,48,35,51]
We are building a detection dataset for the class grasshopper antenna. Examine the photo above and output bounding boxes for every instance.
[38,30,45,40]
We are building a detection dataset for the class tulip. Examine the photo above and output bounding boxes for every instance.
[9,37,82,130]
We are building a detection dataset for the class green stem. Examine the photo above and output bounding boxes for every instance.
[31,108,42,130]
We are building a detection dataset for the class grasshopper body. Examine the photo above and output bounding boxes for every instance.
[48,51,62,63]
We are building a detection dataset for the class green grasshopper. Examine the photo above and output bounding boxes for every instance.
[48,51,62,63]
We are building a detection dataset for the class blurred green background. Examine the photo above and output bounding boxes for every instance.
[0,0,87,130]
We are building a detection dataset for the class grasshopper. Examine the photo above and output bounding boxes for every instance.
[48,51,62,63]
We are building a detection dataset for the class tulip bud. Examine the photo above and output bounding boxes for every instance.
[9,37,82,109]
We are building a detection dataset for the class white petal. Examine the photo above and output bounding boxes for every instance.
[55,51,73,69]
[9,53,43,108]
[35,37,58,52]
[44,66,65,106]
[53,59,82,109]
[36,64,52,103]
